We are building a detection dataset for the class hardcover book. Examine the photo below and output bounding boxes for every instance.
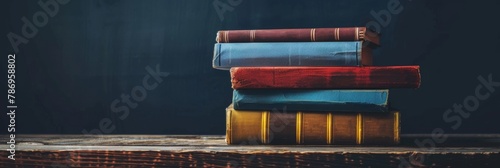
[216,27,379,45]
[226,105,400,145]
[233,89,389,112]
[230,66,421,89]
[213,41,372,70]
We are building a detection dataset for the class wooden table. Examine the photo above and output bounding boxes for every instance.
[1,134,499,167]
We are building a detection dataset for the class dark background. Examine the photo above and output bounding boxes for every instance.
[1,0,499,135]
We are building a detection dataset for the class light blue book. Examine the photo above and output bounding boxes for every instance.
[233,89,388,112]
[213,41,371,70]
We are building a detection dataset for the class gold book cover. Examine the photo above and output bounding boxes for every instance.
[226,105,399,145]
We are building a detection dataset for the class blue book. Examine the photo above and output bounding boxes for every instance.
[213,42,372,70]
[233,89,388,112]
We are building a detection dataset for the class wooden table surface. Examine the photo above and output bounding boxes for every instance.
[1,134,500,167]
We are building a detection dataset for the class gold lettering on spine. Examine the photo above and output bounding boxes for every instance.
[261,111,269,144]
[356,113,363,144]
[326,113,333,144]
[296,112,303,144]
[394,112,400,144]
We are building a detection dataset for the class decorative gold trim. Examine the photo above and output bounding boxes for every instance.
[310,29,316,41]
[356,113,363,144]
[355,27,359,40]
[227,108,232,144]
[333,28,337,40]
[261,111,269,144]
[250,30,256,42]
[326,113,333,144]
[394,112,400,144]
[220,31,224,43]
[216,31,221,43]
[296,112,303,144]
[225,31,229,43]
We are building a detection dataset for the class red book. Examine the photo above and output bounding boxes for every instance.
[231,66,421,89]
[217,27,379,45]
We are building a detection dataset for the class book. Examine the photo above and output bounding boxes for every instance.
[216,27,379,45]
[213,41,372,70]
[233,89,389,112]
[231,66,421,89]
[226,105,400,145]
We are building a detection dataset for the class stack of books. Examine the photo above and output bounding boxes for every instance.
[212,27,421,145]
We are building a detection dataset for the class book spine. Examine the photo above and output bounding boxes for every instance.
[231,66,421,89]
[226,106,399,145]
[213,42,364,70]
[217,27,379,45]
[232,89,389,112]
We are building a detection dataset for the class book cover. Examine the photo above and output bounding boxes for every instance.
[216,27,379,45]
[213,41,372,70]
[231,66,421,89]
[226,105,399,145]
[232,89,389,112]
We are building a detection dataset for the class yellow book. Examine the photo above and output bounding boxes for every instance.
[226,105,399,145]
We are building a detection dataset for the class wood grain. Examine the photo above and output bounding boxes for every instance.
[0,135,500,167]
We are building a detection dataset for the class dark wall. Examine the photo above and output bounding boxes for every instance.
[1,0,499,135]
